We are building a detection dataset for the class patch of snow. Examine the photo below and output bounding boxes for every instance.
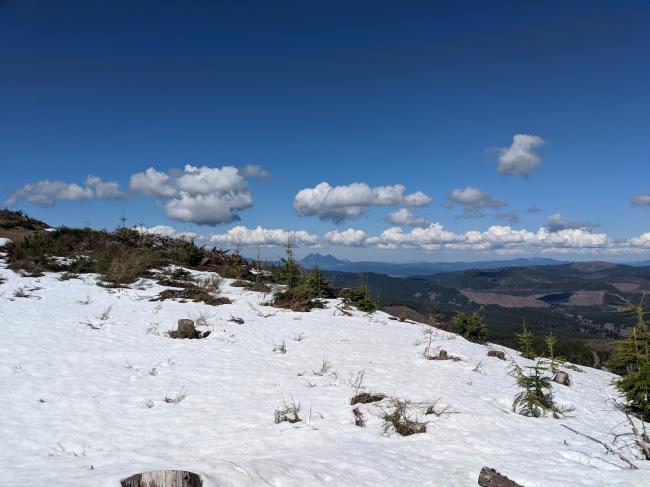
[0,259,648,486]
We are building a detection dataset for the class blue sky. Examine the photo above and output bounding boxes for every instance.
[2,1,649,261]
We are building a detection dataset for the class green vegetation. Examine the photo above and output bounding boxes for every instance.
[611,299,650,420]
[511,359,573,418]
[343,284,379,313]
[4,225,252,287]
[543,333,566,372]
[516,321,536,359]
[452,310,487,342]
[272,245,334,311]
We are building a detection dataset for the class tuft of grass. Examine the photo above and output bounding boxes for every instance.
[382,398,427,436]
[274,398,302,424]
[164,386,188,404]
[272,341,287,354]
[13,286,30,298]
[313,358,332,376]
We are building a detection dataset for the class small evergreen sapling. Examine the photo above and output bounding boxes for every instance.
[544,333,566,373]
[278,242,302,288]
[510,359,573,418]
[516,321,536,359]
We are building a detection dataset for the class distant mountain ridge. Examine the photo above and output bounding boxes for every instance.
[300,253,566,277]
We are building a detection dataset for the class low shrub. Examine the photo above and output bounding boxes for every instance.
[452,311,487,343]
[342,285,379,313]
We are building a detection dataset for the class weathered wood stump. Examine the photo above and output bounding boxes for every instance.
[478,467,524,487]
[177,319,195,335]
[552,371,571,386]
[121,470,202,487]
[169,319,203,339]
[487,350,506,360]
[438,349,448,360]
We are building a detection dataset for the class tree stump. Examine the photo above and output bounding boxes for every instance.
[121,470,202,487]
[438,349,448,360]
[169,319,198,339]
[177,319,195,335]
[552,371,571,386]
[478,467,524,487]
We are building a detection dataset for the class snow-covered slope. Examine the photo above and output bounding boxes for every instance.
[0,253,648,486]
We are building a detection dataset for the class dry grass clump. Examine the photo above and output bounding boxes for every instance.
[274,398,302,424]
[153,274,231,306]
[100,247,159,287]
[350,392,385,405]
[382,398,427,436]
[231,279,271,293]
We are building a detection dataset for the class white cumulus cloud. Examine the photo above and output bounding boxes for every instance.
[240,164,270,179]
[449,187,507,210]
[628,232,650,249]
[328,222,621,254]
[6,180,94,207]
[545,213,599,233]
[134,225,199,241]
[387,208,430,227]
[631,194,650,206]
[209,226,319,247]
[324,228,367,247]
[129,165,258,225]
[496,134,545,177]
[85,176,126,199]
[447,187,507,218]
[293,181,432,223]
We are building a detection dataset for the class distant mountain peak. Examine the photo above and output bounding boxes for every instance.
[300,253,348,266]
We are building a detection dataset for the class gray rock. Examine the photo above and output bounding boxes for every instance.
[552,371,571,386]
[487,350,506,360]
[478,467,524,487]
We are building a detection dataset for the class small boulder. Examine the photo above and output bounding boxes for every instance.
[552,371,571,386]
[487,350,506,360]
[438,349,448,360]
[478,467,524,487]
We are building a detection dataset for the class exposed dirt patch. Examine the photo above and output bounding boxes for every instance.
[461,290,549,308]
[230,279,271,293]
[383,305,432,324]
[0,210,49,242]
[611,282,641,292]
[152,288,231,306]
[568,290,605,306]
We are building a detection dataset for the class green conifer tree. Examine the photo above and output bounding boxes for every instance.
[516,321,536,359]
[278,242,302,288]
[611,299,650,420]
